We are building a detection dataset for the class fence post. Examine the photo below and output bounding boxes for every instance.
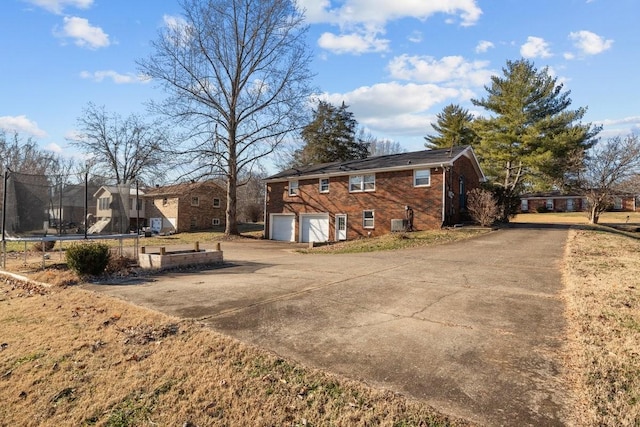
[1,170,7,269]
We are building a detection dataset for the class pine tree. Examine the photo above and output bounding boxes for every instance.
[293,101,369,166]
[471,58,600,218]
[424,104,477,150]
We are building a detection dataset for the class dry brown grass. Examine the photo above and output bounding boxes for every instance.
[563,228,640,426]
[0,278,471,427]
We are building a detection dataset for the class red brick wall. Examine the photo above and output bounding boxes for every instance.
[266,156,482,241]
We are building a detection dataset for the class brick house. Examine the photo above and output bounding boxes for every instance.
[520,191,638,213]
[143,180,227,233]
[264,145,485,243]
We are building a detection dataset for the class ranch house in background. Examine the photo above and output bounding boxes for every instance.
[143,180,227,234]
[519,191,638,213]
[264,145,485,243]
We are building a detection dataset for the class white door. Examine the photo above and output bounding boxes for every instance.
[150,218,162,233]
[270,214,295,241]
[300,213,329,243]
[335,214,347,241]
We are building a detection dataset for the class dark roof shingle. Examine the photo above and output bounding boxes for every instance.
[266,145,474,180]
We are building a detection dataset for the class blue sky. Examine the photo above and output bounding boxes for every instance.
[1,0,638,171]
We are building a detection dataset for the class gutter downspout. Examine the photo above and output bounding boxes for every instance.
[263,182,268,239]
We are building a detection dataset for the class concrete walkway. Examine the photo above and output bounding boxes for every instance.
[84,224,570,426]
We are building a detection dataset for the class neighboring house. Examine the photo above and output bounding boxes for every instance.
[90,185,145,234]
[143,180,227,234]
[47,184,99,231]
[520,191,638,213]
[264,145,485,243]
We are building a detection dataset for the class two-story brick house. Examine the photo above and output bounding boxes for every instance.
[143,180,227,233]
[264,145,485,243]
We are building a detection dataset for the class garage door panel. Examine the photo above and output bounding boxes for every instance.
[301,214,329,243]
[271,215,295,241]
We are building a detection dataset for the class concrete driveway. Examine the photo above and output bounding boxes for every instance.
[84,224,570,426]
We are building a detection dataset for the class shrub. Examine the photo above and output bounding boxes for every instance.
[32,240,56,252]
[536,206,548,213]
[467,188,500,227]
[65,242,111,276]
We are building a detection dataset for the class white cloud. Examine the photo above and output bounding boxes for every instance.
[568,30,613,56]
[408,30,423,44]
[298,0,482,55]
[318,82,461,138]
[56,16,110,49]
[298,0,482,27]
[24,0,93,14]
[387,54,493,87]
[318,31,389,54]
[45,142,63,153]
[0,115,47,138]
[520,36,552,58]
[475,40,494,53]
[80,70,151,84]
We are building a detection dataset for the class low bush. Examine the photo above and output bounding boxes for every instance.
[32,240,55,252]
[536,206,549,213]
[467,188,500,226]
[65,242,111,276]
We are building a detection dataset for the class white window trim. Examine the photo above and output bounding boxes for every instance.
[350,174,375,193]
[213,198,221,208]
[363,210,375,229]
[191,196,200,206]
[319,178,329,193]
[212,218,220,226]
[413,168,431,187]
[289,180,299,196]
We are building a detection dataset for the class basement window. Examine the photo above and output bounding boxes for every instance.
[363,210,375,228]
[212,218,221,226]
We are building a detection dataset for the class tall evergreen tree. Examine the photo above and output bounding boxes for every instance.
[424,104,477,150]
[471,58,600,218]
[292,101,369,166]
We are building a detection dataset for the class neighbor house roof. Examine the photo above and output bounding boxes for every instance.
[265,145,484,182]
[143,180,224,197]
[93,185,143,198]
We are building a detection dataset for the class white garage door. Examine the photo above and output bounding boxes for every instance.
[270,214,295,241]
[300,213,329,243]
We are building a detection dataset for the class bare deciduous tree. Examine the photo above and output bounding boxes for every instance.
[577,135,640,224]
[467,187,500,227]
[138,0,313,236]
[0,131,60,174]
[69,103,169,185]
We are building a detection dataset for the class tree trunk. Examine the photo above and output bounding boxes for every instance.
[589,205,599,224]
[225,142,239,236]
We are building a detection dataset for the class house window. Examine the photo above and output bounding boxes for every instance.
[212,218,220,226]
[213,198,221,208]
[350,174,375,192]
[414,169,431,187]
[363,210,375,228]
[98,197,110,210]
[190,218,197,229]
[130,198,143,211]
[521,199,529,212]
[191,196,200,206]
[546,199,554,211]
[319,178,329,193]
[162,197,168,206]
[614,198,623,210]
[289,180,299,196]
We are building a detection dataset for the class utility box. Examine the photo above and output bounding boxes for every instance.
[391,219,408,232]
